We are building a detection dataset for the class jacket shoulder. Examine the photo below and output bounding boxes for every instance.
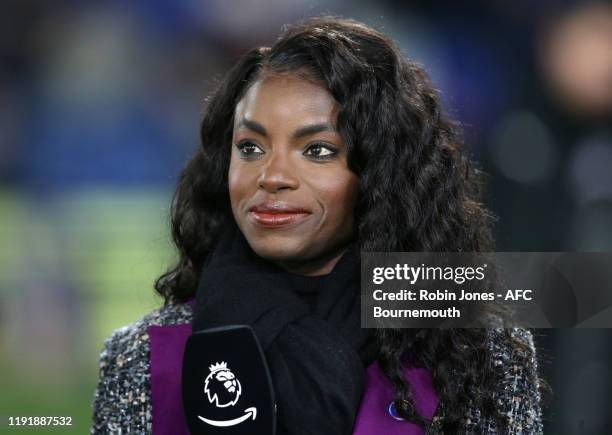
[491,328,543,433]
[473,328,544,434]
[97,298,194,364]
[427,328,544,434]
[91,298,193,434]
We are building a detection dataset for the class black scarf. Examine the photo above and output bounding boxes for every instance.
[192,224,378,435]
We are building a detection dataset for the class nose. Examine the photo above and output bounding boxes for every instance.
[258,151,299,193]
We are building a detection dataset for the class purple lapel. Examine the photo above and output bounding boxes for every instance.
[149,322,439,435]
[149,323,192,435]
[352,361,439,435]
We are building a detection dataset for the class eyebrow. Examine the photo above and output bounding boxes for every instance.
[236,118,337,139]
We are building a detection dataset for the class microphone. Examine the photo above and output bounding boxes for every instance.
[182,325,277,435]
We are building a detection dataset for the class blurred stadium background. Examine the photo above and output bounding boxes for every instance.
[1,0,611,433]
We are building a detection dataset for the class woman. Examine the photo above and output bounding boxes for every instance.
[92,16,544,434]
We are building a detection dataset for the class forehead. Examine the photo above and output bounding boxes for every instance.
[234,73,339,128]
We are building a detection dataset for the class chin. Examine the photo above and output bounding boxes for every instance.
[245,234,310,262]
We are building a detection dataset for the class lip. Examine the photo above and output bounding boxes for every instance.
[248,202,312,228]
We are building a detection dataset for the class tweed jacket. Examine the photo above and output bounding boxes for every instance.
[91,298,544,434]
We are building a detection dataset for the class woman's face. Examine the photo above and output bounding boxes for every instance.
[229,72,358,275]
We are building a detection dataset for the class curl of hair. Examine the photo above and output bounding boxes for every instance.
[155,16,530,432]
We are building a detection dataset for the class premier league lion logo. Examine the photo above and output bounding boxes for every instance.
[204,361,242,408]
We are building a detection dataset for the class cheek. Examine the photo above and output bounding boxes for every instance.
[228,160,251,207]
[316,171,359,221]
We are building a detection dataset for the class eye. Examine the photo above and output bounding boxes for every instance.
[303,142,337,160]
[236,141,264,158]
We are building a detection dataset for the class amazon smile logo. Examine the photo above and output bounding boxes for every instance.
[198,407,257,427]
[198,361,258,427]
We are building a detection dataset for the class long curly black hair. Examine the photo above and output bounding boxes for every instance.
[155,16,524,432]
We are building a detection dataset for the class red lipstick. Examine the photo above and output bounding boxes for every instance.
[248,202,311,228]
